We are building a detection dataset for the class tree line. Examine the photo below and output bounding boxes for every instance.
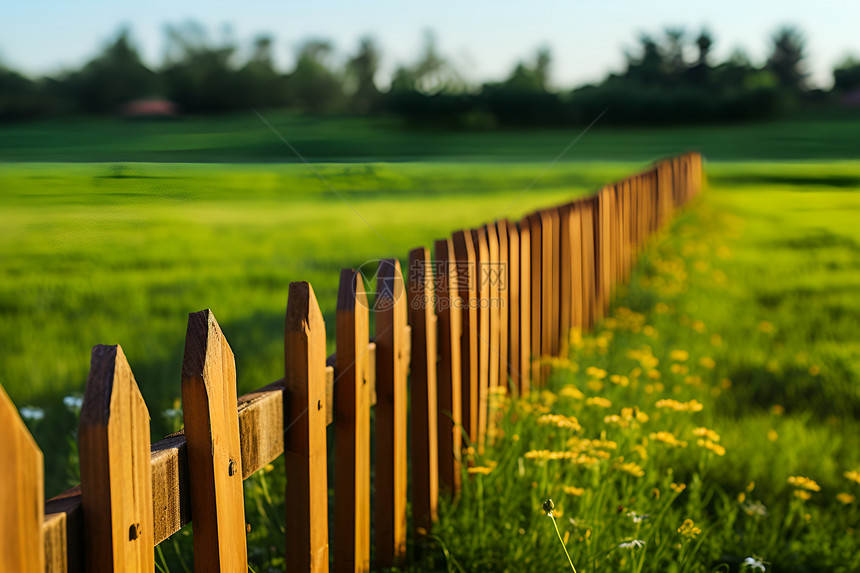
[1,22,859,125]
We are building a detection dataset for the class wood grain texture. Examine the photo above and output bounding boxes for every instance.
[0,383,45,573]
[484,223,501,395]
[407,249,439,532]
[539,211,553,380]
[472,227,490,453]
[285,281,329,573]
[558,205,571,358]
[451,230,478,447]
[518,219,532,395]
[495,221,509,391]
[527,213,542,386]
[433,238,462,496]
[569,203,584,331]
[334,269,371,573]
[79,345,154,573]
[375,259,409,565]
[181,309,248,572]
[505,222,520,393]
[547,209,561,357]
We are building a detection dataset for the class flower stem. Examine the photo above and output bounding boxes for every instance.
[550,514,577,573]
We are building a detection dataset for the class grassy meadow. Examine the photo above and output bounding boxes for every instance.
[1,115,859,571]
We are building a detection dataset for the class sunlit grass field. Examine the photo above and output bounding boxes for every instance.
[1,158,859,571]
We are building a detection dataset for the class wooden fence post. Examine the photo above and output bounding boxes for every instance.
[472,228,490,453]
[0,384,45,573]
[181,309,248,571]
[407,249,439,532]
[284,282,329,573]
[539,211,554,380]
[452,230,478,447]
[79,345,154,573]
[504,221,521,393]
[433,238,462,496]
[334,269,371,573]
[527,214,542,386]
[376,259,409,565]
[558,205,572,358]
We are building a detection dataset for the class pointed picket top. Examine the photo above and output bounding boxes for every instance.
[0,383,45,573]
[285,282,329,573]
[181,309,247,572]
[78,344,154,572]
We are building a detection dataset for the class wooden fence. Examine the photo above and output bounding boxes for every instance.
[0,152,702,573]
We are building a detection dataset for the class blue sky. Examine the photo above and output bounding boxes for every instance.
[2,0,858,88]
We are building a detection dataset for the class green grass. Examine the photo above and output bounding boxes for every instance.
[2,156,859,571]
[430,165,860,572]
[1,110,859,163]
[0,160,640,496]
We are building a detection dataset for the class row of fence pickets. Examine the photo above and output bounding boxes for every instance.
[0,152,702,573]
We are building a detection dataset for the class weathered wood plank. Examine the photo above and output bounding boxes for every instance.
[451,230,478,446]
[333,269,371,573]
[285,282,329,573]
[0,383,45,573]
[527,213,542,386]
[375,259,409,565]
[505,221,520,393]
[433,238,462,496]
[79,345,154,572]
[407,249,439,532]
[181,309,248,571]
[472,227,490,453]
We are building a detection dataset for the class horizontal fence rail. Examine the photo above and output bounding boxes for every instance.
[0,152,702,573]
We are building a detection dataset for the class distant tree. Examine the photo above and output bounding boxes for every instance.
[161,21,244,111]
[62,28,159,112]
[624,34,666,85]
[389,31,463,94]
[695,29,714,66]
[662,27,687,78]
[833,57,860,92]
[502,48,552,92]
[287,39,345,113]
[766,26,808,92]
[236,35,289,108]
[345,37,381,113]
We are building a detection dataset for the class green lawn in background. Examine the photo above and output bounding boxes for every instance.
[1,113,858,570]
[1,110,858,163]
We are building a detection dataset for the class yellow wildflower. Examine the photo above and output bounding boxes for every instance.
[844,470,860,485]
[563,485,585,496]
[671,483,687,493]
[677,519,702,539]
[698,356,716,369]
[671,364,689,375]
[794,490,812,501]
[837,493,855,504]
[560,386,584,400]
[809,365,820,376]
[655,398,704,412]
[586,397,612,409]
[468,466,493,475]
[692,320,706,333]
[692,427,721,442]
[537,414,582,432]
[670,349,689,362]
[586,366,607,379]
[650,431,688,448]
[697,439,726,456]
[788,476,821,492]
[617,461,645,478]
[768,429,779,442]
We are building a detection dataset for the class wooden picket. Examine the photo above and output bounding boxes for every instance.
[284,281,329,573]
[181,309,248,571]
[0,384,44,573]
[79,345,154,572]
[433,238,463,496]
[333,269,372,573]
[407,249,440,531]
[0,152,702,573]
